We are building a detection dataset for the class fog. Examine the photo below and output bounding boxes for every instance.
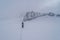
[0,0,60,40]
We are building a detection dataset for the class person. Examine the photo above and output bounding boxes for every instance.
[22,22,24,28]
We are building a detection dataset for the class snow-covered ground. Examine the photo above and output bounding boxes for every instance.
[0,16,60,40]
[22,16,60,40]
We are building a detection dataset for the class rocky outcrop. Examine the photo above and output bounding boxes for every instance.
[23,11,60,22]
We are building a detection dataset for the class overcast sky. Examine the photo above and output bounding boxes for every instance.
[0,0,60,19]
[0,0,60,40]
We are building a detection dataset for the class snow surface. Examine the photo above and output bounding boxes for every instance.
[22,16,60,40]
[1,16,60,40]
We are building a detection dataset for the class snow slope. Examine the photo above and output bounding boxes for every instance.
[0,15,60,40]
[22,16,60,40]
